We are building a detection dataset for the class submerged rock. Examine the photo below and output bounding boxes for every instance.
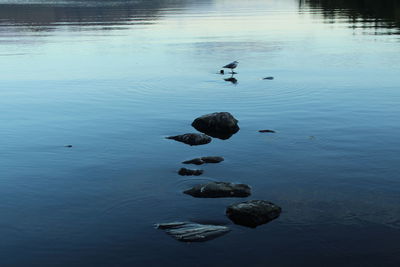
[178,168,203,176]
[191,112,239,140]
[263,76,274,80]
[226,200,281,228]
[182,156,224,165]
[166,133,211,146]
[258,129,276,133]
[156,222,230,242]
[184,182,251,198]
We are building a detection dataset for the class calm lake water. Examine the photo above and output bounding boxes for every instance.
[1,0,400,266]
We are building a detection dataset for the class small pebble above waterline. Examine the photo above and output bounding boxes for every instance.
[182,156,224,165]
[226,200,281,228]
[184,182,251,198]
[156,222,230,242]
[166,133,211,146]
[178,168,203,176]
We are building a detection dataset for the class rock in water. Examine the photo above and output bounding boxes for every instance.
[259,129,276,133]
[156,222,230,242]
[191,112,239,140]
[226,200,281,228]
[182,158,204,165]
[178,168,203,176]
[166,133,211,146]
[201,156,224,163]
[184,182,251,198]
[182,156,224,165]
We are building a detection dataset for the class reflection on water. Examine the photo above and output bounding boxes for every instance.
[1,0,400,266]
[224,76,237,84]
[0,0,212,34]
[1,0,400,34]
[300,0,400,35]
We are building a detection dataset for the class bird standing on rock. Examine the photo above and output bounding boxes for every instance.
[222,61,238,74]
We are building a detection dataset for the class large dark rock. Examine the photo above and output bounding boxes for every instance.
[166,133,211,146]
[226,200,281,228]
[191,112,239,140]
[156,222,230,242]
[178,168,203,176]
[184,182,251,198]
[182,156,224,165]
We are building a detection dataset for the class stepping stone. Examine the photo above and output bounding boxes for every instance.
[184,182,251,198]
[156,222,230,242]
[226,200,281,228]
[166,133,211,146]
[182,156,224,165]
[178,168,203,176]
[192,112,239,140]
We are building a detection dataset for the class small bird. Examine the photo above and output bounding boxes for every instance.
[222,61,238,73]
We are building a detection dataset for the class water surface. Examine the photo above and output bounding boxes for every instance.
[1,0,400,266]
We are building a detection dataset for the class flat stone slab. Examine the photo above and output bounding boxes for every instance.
[192,112,239,140]
[184,182,251,198]
[166,133,211,146]
[226,200,281,228]
[182,156,224,165]
[178,168,203,176]
[156,222,230,242]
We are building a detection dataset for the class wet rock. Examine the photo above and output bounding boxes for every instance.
[182,158,204,165]
[166,133,211,146]
[182,156,224,165]
[220,69,225,74]
[226,200,281,228]
[156,222,230,242]
[191,112,239,140]
[184,182,251,198]
[263,76,274,80]
[201,156,224,163]
[64,145,73,148]
[258,129,276,133]
[178,168,203,176]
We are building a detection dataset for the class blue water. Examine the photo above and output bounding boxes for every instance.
[1,0,400,266]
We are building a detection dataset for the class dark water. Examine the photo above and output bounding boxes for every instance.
[1,0,400,266]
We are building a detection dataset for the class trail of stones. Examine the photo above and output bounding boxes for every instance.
[158,112,282,242]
